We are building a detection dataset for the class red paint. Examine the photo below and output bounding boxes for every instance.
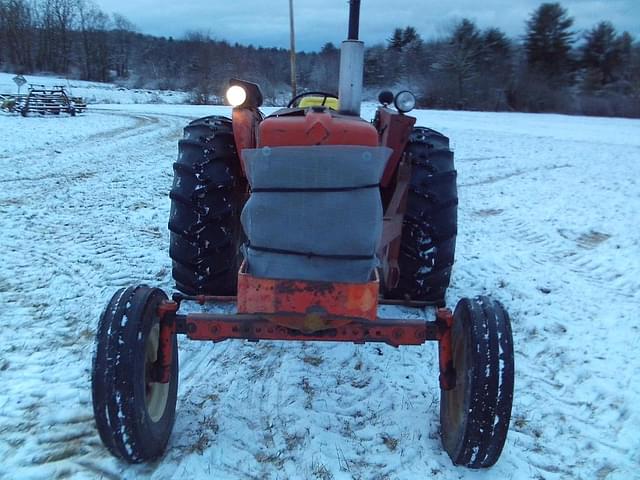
[237,262,378,332]
[155,301,179,383]
[259,111,378,147]
[232,108,261,175]
[184,313,433,347]
[378,160,412,290]
[376,108,416,187]
[436,308,456,391]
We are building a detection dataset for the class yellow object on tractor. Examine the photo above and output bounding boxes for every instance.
[298,95,340,110]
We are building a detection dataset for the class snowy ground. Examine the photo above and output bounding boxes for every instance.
[0,103,639,480]
[0,72,189,105]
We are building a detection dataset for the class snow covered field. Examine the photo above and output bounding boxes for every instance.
[0,103,639,480]
[0,72,189,105]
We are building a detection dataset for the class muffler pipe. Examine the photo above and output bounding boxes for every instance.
[348,0,361,40]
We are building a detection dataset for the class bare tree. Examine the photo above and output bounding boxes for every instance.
[77,0,109,81]
[0,0,35,70]
[34,0,78,73]
[111,13,134,77]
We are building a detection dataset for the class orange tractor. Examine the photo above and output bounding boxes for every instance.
[91,1,514,469]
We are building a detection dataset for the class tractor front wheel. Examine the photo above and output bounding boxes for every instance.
[91,286,178,463]
[440,296,514,468]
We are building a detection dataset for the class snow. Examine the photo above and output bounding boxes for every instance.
[0,94,639,480]
[0,72,189,105]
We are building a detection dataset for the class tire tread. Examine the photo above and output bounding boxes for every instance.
[387,127,458,304]
[169,115,244,295]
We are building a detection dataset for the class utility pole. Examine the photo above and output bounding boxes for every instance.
[289,0,297,99]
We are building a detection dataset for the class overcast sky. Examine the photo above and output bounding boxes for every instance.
[94,0,639,51]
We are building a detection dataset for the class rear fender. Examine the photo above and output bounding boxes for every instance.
[232,107,263,177]
[376,107,416,187]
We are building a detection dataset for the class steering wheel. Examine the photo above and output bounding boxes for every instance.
[287,91,339,108]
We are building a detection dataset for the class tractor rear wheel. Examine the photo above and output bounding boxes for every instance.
[440,296,514,468]
[169,116,245,295]
[388,127,457,305]
[91,286,178,463]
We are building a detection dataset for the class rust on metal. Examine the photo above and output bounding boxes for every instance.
[157,300,179,319]
[378,297,440,307]
[259,111,378,147]
[232,107,262,174]
[374,108,415,291]
[183,312,437,347]
[173,293,439,309]
[378,158,412,290]
[436,308,456,390]
[155,300,178,383]
[376,107,416,188]
[171,293,237,305]
[237,263,379,332]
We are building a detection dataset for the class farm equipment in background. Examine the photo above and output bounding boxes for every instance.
[0,94,17,112]
[0,84,86,116]
[91,0,515,470]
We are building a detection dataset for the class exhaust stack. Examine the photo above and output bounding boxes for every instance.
[338,0,364,116]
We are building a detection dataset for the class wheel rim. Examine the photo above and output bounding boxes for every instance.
[444,321,469,435]
[144,323,170,422]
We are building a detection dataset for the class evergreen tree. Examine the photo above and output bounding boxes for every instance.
[388,28,404,51]
[480,28,513,108]
[482,28,511,63]
[387,26,420,52]
[581,22,625,88]
[320,42,337,55]
[440,19,483,101]
[401,26,420,47]
[524,2,574,80]
[364,44,386,86]
[618,31,634,81]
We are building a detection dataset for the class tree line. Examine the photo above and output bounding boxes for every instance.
[369,4,639,117]
[1,1,638,117]
[0,0,338,104]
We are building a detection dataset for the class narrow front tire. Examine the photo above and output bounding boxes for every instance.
[91,286,178,463]
[440,296,514,468]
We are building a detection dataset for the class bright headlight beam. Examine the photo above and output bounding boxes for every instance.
[226,85,247,107]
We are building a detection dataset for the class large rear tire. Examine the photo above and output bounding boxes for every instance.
[388,127,457,304]
[440,296,514,468]
[91,286,178,463]
[169,116,245,295]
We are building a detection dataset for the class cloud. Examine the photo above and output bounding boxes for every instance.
[95,0,640,50]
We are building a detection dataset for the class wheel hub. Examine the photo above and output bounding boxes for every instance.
[144,323,170,422]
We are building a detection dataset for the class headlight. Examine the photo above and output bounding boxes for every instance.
[394,91,416,113]
[226,85,247,107]
[225,79,264,108]
[378,90,394,106]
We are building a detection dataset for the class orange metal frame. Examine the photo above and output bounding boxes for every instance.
[155,268,456,390]
[236,262,378,332]
[152,106,456,388]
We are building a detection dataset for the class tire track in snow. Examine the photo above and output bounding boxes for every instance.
[492,213,639,302]
[85,111,160,143]
[453,132,640,479]
[0,109,189,479]
[1,108,639,480]
[459,163,572,187]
